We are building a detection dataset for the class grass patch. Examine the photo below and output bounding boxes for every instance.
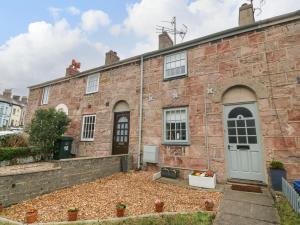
[274,194,300,225]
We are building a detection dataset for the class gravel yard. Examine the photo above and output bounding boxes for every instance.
[2,171,222,222]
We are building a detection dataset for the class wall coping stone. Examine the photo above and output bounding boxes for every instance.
[56,154,128,162]
[0,155,128,177]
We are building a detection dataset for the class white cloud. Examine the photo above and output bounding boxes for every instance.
[0,19,108,95]
[81,10,110,32]
[110,24,122,36]
[120,0,300,54]
[48,7,62,20]
[67,6,81,15]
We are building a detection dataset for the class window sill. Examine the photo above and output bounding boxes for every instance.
[80,139,94,142]
[163,74,188,82]
[85,91,98,96]
[162,142,190,146]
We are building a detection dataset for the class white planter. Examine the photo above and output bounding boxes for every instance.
[188,174,216,189]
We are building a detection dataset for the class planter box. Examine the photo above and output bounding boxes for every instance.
[270,169,286,191]
[161,167,179,179]
[188,174,216,189]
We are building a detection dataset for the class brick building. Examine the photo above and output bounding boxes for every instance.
[26,5,300,183]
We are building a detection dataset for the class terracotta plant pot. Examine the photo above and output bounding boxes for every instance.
[68,210,79,221]
[155,202,164,213]
[204,199,214,211]
[116,208,125,217]
[25,209,38,224]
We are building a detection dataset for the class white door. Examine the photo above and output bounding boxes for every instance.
[224,103,264,182]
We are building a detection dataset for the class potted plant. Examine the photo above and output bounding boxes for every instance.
[204,199,214,211]
[116,203,126,217]
[25,208,38,224]
[0,203,3,213]
[67,207,79,221]
[188,170,216,189]
[269,160,286,191]
[154,199,164,213]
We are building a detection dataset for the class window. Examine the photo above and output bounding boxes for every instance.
[41,86,50,105]
[164,107,188,143]
[81,115,96,141]
[86,74,100,94]
[13,108,16,115]
[164,51,187,79]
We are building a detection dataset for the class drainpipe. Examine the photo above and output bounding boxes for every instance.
[204,85,210,170]
[137,55,144,169]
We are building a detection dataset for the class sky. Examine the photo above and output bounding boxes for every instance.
[0,0,299,96]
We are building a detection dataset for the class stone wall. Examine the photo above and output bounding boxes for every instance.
[25,15,300,183]
[141,19,300,182]
[0,153,45,167]
[26,63,140,161]
[0,155,128,206]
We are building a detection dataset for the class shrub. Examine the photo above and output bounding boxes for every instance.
[0,134,28,147]
[27,108,71,153]
[270,160,284,170]
[0,147,44,161]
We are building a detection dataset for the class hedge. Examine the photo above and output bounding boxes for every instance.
[0,146,45,161]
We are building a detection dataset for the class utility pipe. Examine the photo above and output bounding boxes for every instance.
[137,55,144,169]
[204,85,210,170]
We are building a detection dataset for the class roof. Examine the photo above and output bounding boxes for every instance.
[29,10,300,90]
[0,95,25,107]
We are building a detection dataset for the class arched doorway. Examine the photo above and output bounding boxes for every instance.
[222,86,265,182]
[112,101,130,155]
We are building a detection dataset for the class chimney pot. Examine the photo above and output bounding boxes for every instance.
[66,59,81,76]
[158,31,173,50]
[239,3,255,26]
[105,50,120,66]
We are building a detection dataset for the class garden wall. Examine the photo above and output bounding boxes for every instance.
[0,154,129,206]
[0,154,46,167]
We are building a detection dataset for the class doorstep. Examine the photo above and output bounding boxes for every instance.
[227,178,267,187]
[156,177,224,192]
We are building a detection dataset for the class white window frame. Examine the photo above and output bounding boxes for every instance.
[81,114,96,141]
[86,74,100,94]
[163,107,189,144]
[164,51,187,79]
[41,86,50,105]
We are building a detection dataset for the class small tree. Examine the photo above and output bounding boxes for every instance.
[27,108,71,153]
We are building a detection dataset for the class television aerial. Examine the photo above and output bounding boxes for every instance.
[156,16,188,44]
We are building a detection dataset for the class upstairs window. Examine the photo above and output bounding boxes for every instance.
[163,107,188,143]
[86,74,100,94]
[164,51,187,79]
[41,86,50,105]
[81,115,96,141]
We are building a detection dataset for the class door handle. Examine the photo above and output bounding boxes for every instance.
[237,145,250,150]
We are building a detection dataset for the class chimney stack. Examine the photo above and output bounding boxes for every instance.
[239,3,255,26]
[66,59,81,76]
[3,89,12,99]
[13,95,20,101]
[105,50,120,66]
[158,31,173,50]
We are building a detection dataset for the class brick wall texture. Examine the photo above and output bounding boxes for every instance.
[25,17,300,183]
[0,155,127,206]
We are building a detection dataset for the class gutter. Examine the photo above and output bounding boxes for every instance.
[137,55,144,169]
